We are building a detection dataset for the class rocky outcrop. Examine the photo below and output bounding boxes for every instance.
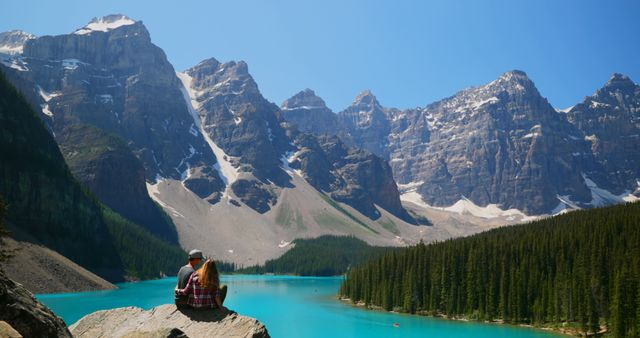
[337,90,393,159]
[0,321,22,338]
[70,304,270,338]
[281,88,338,136]
[180,58,292,213]
[0,271,72,338]
[290,134,414,222]
[566,73,640,196]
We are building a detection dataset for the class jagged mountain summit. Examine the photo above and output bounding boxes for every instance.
[565,73,640,198]
[281,88,338,136]
[73,14,137,35]
[391,70,596,215]
[282,70,640,217]
[0,30,35,54]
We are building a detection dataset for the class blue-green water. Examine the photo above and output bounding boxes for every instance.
[37,275,561,338]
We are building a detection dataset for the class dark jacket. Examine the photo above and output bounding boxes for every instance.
[175,264,195,303]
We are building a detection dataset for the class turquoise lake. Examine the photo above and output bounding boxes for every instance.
[37,275,562,337]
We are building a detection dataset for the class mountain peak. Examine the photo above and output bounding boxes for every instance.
[0,30,35,54]
[604,72,635,89]
[281,88,328,111]
[498,70,531,83]
[352,89,379,107]
[479,69,539,96]
[74,14,138,35]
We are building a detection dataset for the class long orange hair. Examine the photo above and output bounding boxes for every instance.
[196,259,219,291]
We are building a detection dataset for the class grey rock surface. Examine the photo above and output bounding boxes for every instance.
[283,71,640,215]
[0,271,72,338]
[70,304,270,338]
[0,321,23,338]
[281,88,339,136]
[566,73,640,196]
[182,57,412,220]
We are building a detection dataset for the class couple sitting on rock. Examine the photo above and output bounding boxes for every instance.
[174,249,228,311]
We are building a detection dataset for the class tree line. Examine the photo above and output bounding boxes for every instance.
[340,202,640,337]
[239,235,391,276]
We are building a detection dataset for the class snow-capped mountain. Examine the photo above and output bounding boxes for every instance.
[0,30,35,54]
[282,70,640,216]
[73,14,137,35]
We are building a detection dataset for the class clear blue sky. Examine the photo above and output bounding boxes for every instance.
[3,0,638,111]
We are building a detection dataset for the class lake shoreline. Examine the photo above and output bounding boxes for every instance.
[338,297,595,337]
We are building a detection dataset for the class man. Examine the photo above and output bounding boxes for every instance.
[175,249,204,308]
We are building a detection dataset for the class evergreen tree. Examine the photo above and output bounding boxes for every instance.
[340,202,640,335]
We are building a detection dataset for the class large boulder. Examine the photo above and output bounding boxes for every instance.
[0,271,72,338]
[70,304,270,338]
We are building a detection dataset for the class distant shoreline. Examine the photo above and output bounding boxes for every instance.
[337,297,597,337]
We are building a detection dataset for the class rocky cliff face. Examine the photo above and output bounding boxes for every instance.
[9,15,224,198]
[0,270,72,338]
[284,71,640,215]
[179,58,292,212]
[290,134,414,222]
[390,70,595,214]
[336,90,394,159]
[281,88,339,136]
[566,73,640,197]
[1,15,227,238]
[58,124,179,243]
[70,304,270,338]
[180,57,412,220]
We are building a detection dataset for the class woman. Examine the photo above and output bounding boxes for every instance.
[175,259,227,309]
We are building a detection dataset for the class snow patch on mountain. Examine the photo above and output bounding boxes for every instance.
[280,150,303,177]
[401,192,536,221]
[74,15,136,35]
[62,58,87,70]
[177,71,239,188]
[37,86,61,117]
[443,197,534,220]
[0,54,29,71]
[0,30,35,54]
[582,174,639,206]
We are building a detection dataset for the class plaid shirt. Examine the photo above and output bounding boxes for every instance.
[175,272,219,309]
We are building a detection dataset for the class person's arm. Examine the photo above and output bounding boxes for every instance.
[176,273,195,295]
[214,291,222,308]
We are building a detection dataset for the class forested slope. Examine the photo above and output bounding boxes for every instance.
[340,202,640,337]
[239,235,391,276]
[0,70,184,281]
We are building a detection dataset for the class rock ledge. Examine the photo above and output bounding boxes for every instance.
[70,304,270,338]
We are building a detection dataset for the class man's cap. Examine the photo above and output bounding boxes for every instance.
[188,249,204,260]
